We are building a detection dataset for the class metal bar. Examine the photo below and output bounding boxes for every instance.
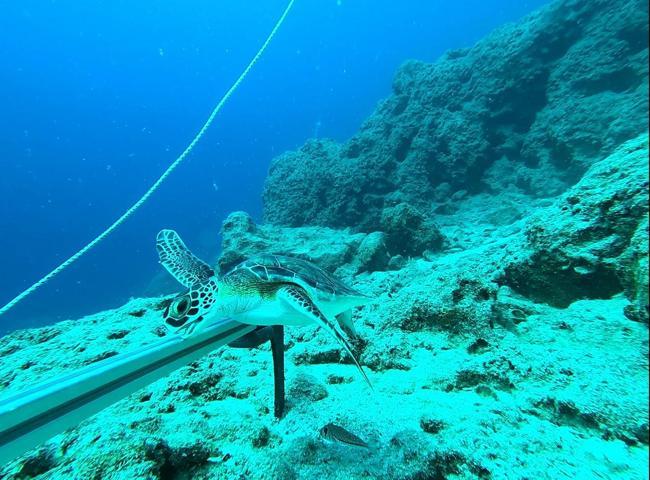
[0,318,255,465]
[270,326,285,419]
[227,325,286,418]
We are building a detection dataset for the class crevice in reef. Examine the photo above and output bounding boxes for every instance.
[573,67,644,96]
[501,255,624,308]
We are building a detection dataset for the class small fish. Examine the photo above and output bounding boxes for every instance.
[319,423,369,448]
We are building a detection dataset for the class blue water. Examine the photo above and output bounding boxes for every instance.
[0,0,548,332]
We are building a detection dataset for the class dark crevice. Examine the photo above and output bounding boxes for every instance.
[530,19,581,62]
[395,130,417,162]
[573,67,644,96]
[502,254,624,308]
[392,95,410,116]
[487,68,550,133]
[618,22,649,55]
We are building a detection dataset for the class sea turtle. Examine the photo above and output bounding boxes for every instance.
[156,229,372,387]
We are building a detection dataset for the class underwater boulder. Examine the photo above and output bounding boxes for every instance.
[263,139,372,228]
[502,134,649,313]
[218,211,269,273]
[380,203,444,257]
[353,231,390,273]
[218,211,393,275]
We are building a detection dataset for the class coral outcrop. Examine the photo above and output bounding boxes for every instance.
[218,211,390,276]
[502,134,649,319]
[264,0,648,230]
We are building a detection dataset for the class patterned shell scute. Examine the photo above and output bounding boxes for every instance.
[227,254,364,297]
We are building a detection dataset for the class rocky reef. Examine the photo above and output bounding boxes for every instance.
[264,0,648,232]
[0,0,648,478]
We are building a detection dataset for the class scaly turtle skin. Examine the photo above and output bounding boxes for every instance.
[156,229,372,387]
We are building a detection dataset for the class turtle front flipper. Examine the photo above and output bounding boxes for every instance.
[156,229,215,287]
[278,285,372,390]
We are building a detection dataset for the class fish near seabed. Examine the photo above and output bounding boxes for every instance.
[319,423,369,448]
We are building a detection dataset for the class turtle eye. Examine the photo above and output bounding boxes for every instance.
[164,294,193,328]
[175,297,189,315]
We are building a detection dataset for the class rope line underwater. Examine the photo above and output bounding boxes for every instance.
[0,0,296,317]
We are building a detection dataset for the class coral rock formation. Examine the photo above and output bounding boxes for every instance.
[264,0,648,228]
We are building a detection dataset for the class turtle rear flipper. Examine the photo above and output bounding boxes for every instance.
[336,310,358,340]
[278,285,372,390]
[156,229,215,287]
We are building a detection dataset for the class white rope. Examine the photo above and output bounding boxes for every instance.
[0,0,296,317]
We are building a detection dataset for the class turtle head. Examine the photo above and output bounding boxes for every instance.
[163,277,219,335]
